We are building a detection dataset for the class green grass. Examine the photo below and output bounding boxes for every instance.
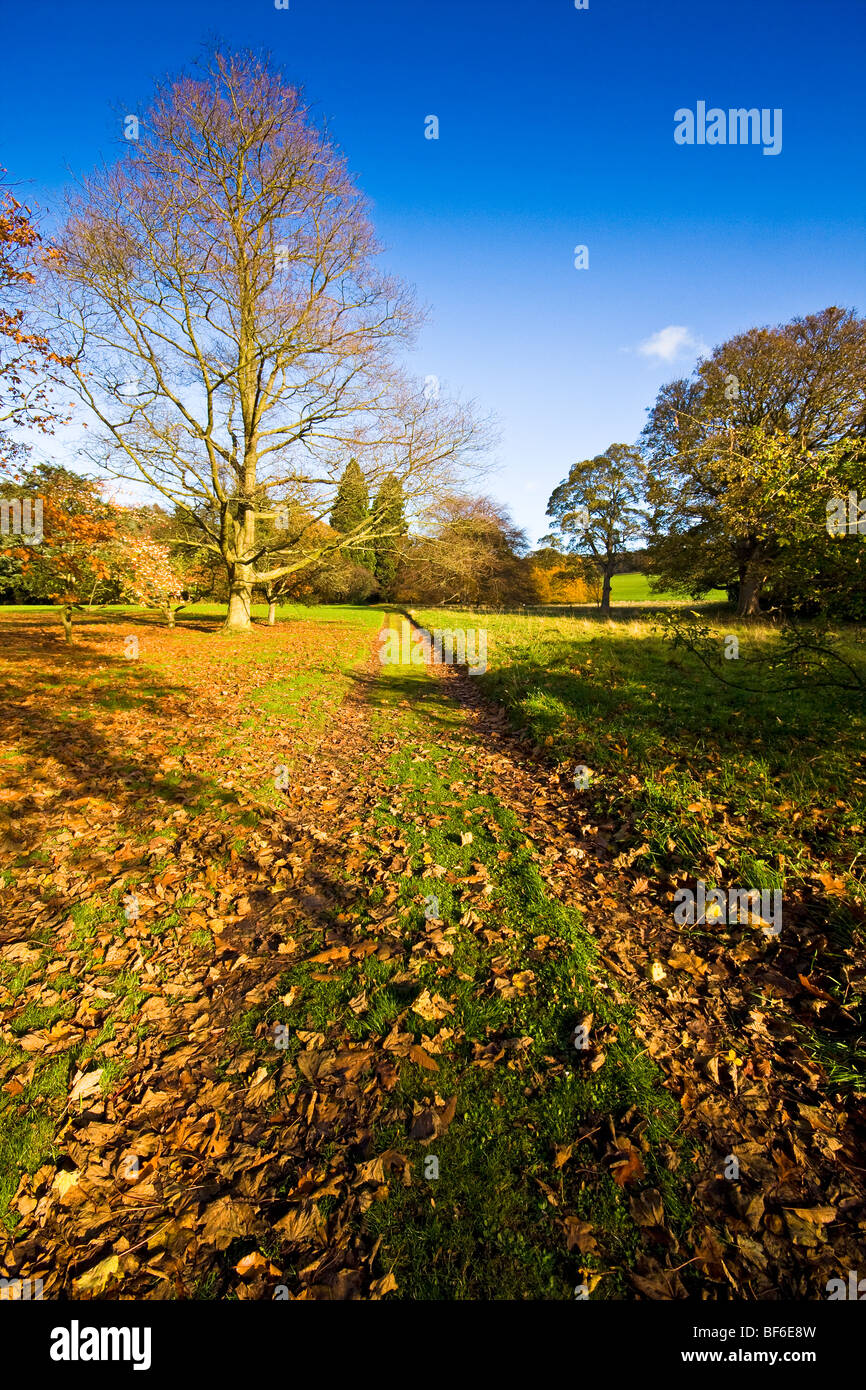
[412,610,865,894]
[0,600,385,627]
[11,598,861,1292]
[610,572,728,604]
[179,601,385,627]
[410,607,866,1090]
[0,1053,71,1227]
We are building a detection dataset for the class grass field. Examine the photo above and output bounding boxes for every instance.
[609,572,728,604]
[0,576,724,623]
[411,608,866,903]
[0,601,384,626]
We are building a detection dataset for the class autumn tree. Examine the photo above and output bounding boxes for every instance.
[398,495,532,607]
[0,176,69,476]
[47,51,485,632]
[528,547,597,605]
[9,464,120,641]
[641,307,866,615]
[544,443,646,614]
[252,498,329,621]
[122,536,187,627]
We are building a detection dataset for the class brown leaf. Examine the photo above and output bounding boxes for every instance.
[629,1187,665,1227]
[74,1254,122,1294]
[411,988,453,1022]
[409,1094,457,1145]
[235,1251,271,1277]
[610,1138,645,1187]
[562,1216,597,1253]
[407,1044,439,1071]
[355,1150,411,1185]
[797,974,836,1003]
[200,1197,261,1250]
[274,1205,320,1244]
[247,1068,277,1107]
[511,969,536,996]
[369,1271,398,1298]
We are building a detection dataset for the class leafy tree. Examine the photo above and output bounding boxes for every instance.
[8,464,120,640]
[121,537,187,627]
[0,176,69,476]
[398,495,532,607]
[660,609,864,697]
[330,458,373,571]
[313,554,379,603]
[544,443,645,614]
[641,307,866,615]
[528,547,597,604]
[254,499,333,620]
[330,458,369,533]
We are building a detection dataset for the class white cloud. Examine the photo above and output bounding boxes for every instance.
[636,325,706,364]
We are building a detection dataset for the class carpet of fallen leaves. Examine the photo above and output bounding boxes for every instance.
[1,609,865,1300]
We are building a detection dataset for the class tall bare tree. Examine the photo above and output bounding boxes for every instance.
[47,51,485,629]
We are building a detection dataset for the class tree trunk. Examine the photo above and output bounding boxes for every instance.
[222,495,257,631]
[223,570,254,632]
[267,600,276,626]
[600,569,612,615]
[737,575,762,617]
[736,551,764,617]
[61,605,73,644]
[165,606,176,629]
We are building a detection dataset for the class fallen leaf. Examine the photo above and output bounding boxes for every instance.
[75,1254,122,1294]
[411,989,453,1022]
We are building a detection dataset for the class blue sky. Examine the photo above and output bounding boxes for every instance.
[2,0,864,542]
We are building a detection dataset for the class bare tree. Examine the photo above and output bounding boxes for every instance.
[47,51,487,629]
[398,494,532,607]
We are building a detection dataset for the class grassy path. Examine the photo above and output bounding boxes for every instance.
[272,614,696,1299]
[1,607,864,1300]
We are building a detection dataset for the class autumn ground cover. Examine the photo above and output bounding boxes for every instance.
[0,604,864,1301]
[414,609,866,1275]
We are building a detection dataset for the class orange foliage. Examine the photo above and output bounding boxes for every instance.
[529,557,597,604]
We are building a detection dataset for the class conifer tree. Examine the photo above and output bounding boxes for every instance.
[371,472,406,595]
[330,458,369,533]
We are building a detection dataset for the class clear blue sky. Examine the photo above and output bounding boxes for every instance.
[2,0,864,543]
